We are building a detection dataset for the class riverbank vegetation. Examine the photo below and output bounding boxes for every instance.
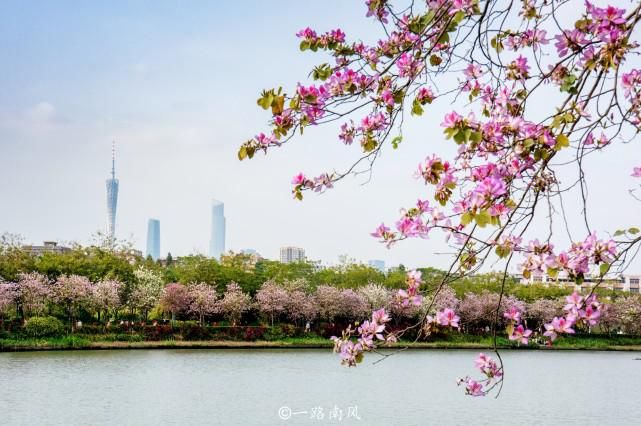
[2,239,641,350]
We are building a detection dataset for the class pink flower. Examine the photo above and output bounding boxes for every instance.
[503,306,521,323]
[291,173,306,185]
[632,167,641,177]
[255,132,276,146]
[474,352,502,378]
[464,378,484,396]
[397,52,422,78]
[441,111,463,128]
[509,324,532,345]
[463,63,483,79]
[564,292,583,312]
[407,270,423,286]
[296,27,317,41]
[371,223,391,238]
[381,89,395,106]
[416,87,435,104]
[544,316,575,341]
[581,305,601,326]
[339,121,356,145]
[371,308,391,325]
[436,308,460,328]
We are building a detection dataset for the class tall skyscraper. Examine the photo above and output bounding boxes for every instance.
[105,141,119,244]
[280,246,305,264]
[209,199,226,259]
[146,219,160,260]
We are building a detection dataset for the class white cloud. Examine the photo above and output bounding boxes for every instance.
[25,101,56,123]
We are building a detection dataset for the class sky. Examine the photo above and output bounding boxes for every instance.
[1,1,640,272]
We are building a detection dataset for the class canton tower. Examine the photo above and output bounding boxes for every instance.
[106,141,119,244]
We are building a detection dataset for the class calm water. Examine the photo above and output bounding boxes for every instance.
[1,349,640,425]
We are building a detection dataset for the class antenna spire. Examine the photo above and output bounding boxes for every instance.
[111,140,116,179]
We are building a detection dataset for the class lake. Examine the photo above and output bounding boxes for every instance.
[1,349,640,425]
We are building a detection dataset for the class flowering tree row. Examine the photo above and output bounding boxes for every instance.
[240,0,641,396]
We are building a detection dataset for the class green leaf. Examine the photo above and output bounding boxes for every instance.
[474,209,491,228]
[429,54,442,66]
[547,268,558,279]
[495,246,511,259]
[555,134,570,151]
[412,101,424,116]
[391,136,403,149]
[362,136,378,152]
[506,323,514,337]
[629,227,640,235]
[256,90,275,110]
[614,229,626,237]
[600,263,610,276]
[461,211,474,226]
[437,32,450,44]
[469,131,482,144]
[238,146,247,161]
[312,63,332,81]
[299,40,310,51]
[453,130,467,144]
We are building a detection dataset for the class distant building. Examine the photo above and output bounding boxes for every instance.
[106,141,119,244]
[209,199,226,259]
[241,248,258,255]
[146,219,161,260]
[308,259,325,271]
[22,241,71,256]
[515,271,641,293]
[280,246,306,264]
[368,259,386,272]
[338,254,357,265]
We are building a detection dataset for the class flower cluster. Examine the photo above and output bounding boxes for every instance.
[503,306,532,345]
[394,270,424,308]
[296,27,346,50]
[241,0,641,397]
[504,29,548,51]
[331,308,393,366]
[621,69,641,126]
[543,292,602,342]
[519,233,617,281]
[458,353,503,397]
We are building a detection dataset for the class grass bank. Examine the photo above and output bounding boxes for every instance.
[3,334,641,352]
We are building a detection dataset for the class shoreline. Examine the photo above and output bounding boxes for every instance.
[4,339,641,353]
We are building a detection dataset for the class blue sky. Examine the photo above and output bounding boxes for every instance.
[1,1,640,272]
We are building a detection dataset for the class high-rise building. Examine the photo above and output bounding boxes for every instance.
[280,246,305,264]
[105,141,119,244]
[146,219,160,260]
[209,199,226,259]
[368,259,386,272]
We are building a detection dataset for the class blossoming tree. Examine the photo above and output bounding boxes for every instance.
[15,272,51,319]
[241,0,641,396]
[188,282,218,326]
[91,279,122,322]
[52,274,92,330]
[216,282,251,325]
[159,283,191,323]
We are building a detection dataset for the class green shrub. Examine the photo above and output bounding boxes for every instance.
[24,316,65,338]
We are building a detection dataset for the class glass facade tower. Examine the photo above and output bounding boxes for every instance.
[209,199,226,259]
[146,219,161,260]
